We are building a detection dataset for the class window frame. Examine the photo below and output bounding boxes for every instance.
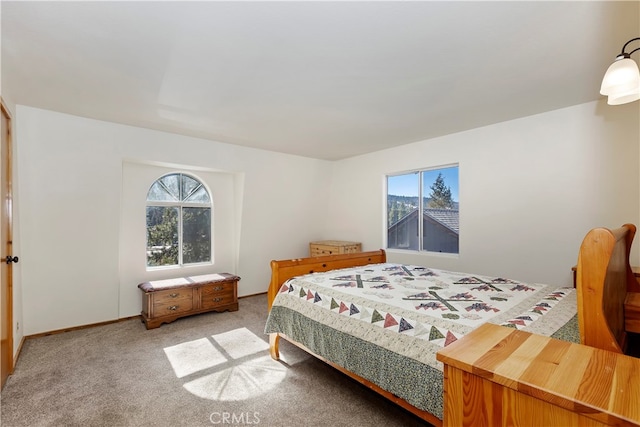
[385,164,459,255]
[145,173,213,270]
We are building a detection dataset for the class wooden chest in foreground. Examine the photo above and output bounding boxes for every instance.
[139,273,239,329]
[436,323,639,427]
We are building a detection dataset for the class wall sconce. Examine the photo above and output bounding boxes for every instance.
[600,37,640,105]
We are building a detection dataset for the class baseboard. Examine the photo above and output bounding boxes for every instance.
[12,335,26,374]
[21,293,266,341]
[239,291,267,299]
[25,315,142,340]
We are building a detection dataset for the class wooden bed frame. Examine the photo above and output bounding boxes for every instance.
[577,223,638,354]
[267,225,639,426]
[266,250,445,424]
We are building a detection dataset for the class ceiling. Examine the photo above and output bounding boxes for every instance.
[2,1,639,160]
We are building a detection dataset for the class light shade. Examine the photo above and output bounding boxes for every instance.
[607,88,640,105]
[601,56,640,105]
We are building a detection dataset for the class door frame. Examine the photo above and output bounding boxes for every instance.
[1,97,14,388]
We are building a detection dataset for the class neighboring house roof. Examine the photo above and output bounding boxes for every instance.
[424,208,459,234]
[387,209,418,233]
[388,208,459,235]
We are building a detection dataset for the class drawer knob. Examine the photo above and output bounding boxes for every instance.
[213,286,224,291]
[168,305,178,311]
[213,297,224,303]
[169,293,179,298]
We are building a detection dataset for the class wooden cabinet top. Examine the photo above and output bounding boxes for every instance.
[436,323,640,426]
[310,240,361,246]
[138,273,240,293]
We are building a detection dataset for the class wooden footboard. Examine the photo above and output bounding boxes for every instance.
[267,249,386,310]
[267,249,387,362]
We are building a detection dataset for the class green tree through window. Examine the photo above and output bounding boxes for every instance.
[428,173,454,209]
[146,173,212,267]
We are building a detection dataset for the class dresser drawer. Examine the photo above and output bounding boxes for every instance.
[200,283,235,310]
[153,289,194,315]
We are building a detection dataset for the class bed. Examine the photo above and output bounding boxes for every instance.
[264,224,636,426]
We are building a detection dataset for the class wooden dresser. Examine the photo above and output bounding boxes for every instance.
[436,323,640,427]
[572,265,640,288]
[309,240,361,257]
[139,273,239,329]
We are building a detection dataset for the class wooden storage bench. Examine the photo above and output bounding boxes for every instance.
[139,273,239,329]
[309,240,362,257]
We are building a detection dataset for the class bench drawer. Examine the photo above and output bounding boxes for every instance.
[153,289,194,315]
[201,283,235,310]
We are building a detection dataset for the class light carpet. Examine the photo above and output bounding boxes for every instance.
[0,293,430,427]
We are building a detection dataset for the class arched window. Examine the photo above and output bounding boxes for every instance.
[146,173,212,267]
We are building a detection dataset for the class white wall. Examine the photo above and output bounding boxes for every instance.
[13,99,640,336]
[325,100,640,287]
[16,106,332,335]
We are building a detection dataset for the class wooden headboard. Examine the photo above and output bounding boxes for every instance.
[576,223,637,353]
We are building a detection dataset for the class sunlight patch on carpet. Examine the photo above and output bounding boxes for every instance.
[164,338,227,378]
[212,327,270,359]
[164,327,286,400]
[183,355,287,401]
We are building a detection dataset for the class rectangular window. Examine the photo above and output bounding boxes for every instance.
[182,207,211,264]
[386,165,459,254]
[146,206,179,266]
